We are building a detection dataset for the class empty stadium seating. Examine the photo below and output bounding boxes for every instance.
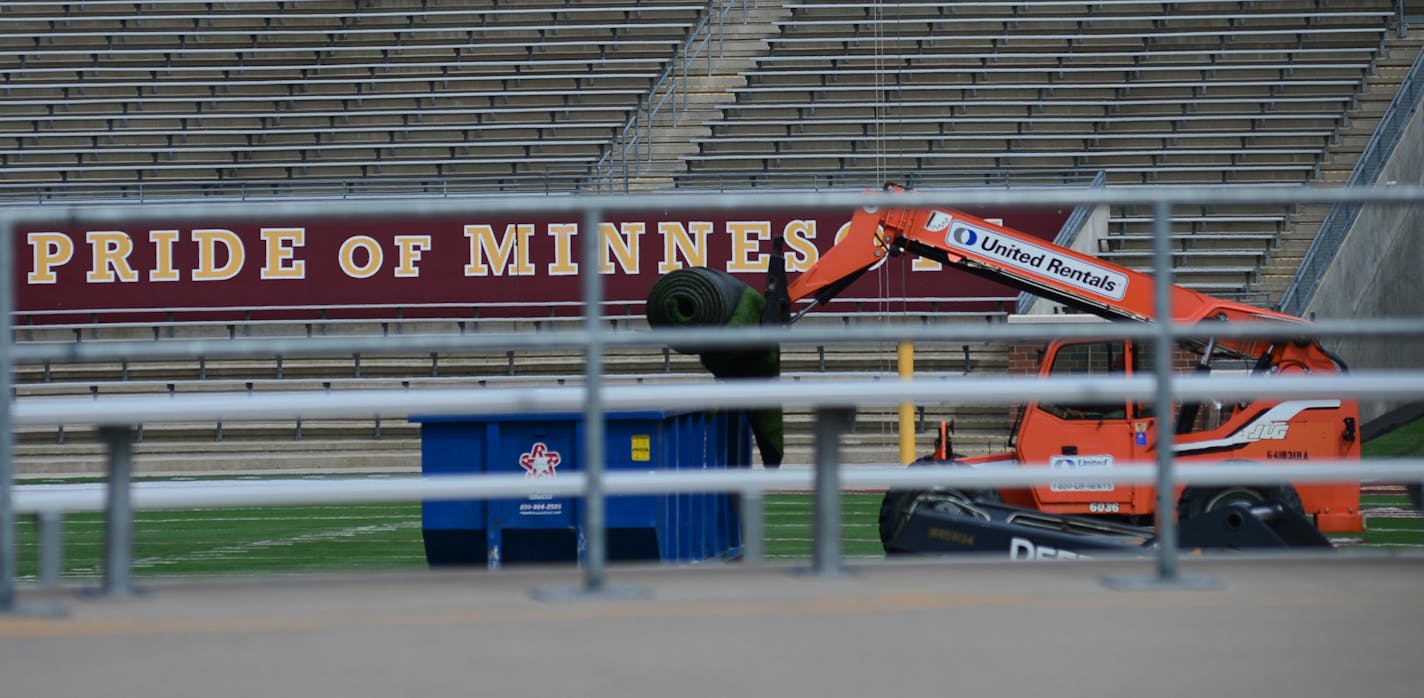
[668,1,1405,300]
[4,1,1421,471]
[0,0,704,195]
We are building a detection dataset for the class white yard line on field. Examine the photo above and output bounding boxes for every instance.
[44,514,417,528]
[24,519,424,580]
[1360,506,1423,519]
[129,519,425,571]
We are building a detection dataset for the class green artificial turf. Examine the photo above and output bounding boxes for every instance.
[12,413,1423,583]
[14,486,1408,582]
[13,503,427,580]
[1363,415,1424,458]
[761,493,883,560]
[10,493,886,580]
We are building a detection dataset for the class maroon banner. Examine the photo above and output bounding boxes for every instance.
[15,206,1070,321]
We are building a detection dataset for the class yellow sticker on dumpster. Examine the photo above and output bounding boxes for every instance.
[631,435,651,462]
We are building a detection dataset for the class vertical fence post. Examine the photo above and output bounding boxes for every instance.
[534,206,643,602]
[580,207,608,593]
[1149,200,1182,582]
[100,425,140,598]
[0,221,65,616]
[741,487,764,565]
[36,511,62,588]
[0,217,15,612]
[811,407,853,575]
[1105,201,1217,591]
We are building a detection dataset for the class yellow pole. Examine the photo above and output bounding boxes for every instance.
[898,340,915,465]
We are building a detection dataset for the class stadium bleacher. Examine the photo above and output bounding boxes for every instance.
[3,0,1420,472]
[679,0,1402,300]
[0,0,703,192]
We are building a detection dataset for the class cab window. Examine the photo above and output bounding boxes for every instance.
[1132,340,1155,419]
[1038,341,1128,420]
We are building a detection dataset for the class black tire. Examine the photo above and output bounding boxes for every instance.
[878,487,924,554]
[879,456,1001,554]
[1177,483,1305,522]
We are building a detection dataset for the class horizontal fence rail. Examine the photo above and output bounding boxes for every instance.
[3,184,1424,609]
[10,295,1014,339]
[6,185,1424,226]
[10,317,1424,364]
[10,372,1424,425]
[14,462,1421,514]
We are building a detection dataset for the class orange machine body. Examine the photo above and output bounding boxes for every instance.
[787,192,1362,533]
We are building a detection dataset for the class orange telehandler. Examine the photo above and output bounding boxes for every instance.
[777,186,1364,553]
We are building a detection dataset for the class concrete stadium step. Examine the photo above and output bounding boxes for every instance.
[1258,30,1423,306]
[15,444,421,477]
[16,431,419,456]
[591,3,792,189]
[14,349,704,385]
[16,420,420,448]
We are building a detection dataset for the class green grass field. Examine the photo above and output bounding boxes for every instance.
[1365,414,1424,458]
[9,489,888,581]
[10,487,1416,583]
[10,414,1421,582]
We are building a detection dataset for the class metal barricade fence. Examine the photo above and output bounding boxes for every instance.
[2,185,1424,609]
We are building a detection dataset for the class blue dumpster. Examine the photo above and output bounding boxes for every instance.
[413,410,749,567]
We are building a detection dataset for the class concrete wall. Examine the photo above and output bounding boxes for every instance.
[1304,103,1424,422]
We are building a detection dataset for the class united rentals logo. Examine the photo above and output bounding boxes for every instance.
[1048,455,1116,492]
[940,215,1128,301]
[519,442,561,478]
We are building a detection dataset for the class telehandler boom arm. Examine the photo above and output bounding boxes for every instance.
[786,186,1338,369]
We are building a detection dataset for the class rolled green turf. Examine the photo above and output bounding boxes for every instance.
[647,267,784,467]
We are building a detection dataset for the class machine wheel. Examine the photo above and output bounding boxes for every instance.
[879,457,1001,554]
[1177,484,1305,522]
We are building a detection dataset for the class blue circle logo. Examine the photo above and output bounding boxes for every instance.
[951,225,977,247]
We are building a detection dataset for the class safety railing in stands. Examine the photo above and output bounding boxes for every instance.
[0,168,1103,205]
[1278,43,1424,317]
[591,0,751,189]
[0,173,597,205]
[2,185,1424,611]
[12,295,1012,344]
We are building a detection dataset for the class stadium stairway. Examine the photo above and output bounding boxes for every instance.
[1258,29,1424,306]
[594,3,792,190]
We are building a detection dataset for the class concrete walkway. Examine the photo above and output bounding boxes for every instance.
[2,556,1421,698]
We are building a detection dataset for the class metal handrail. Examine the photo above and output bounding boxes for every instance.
[1278,44,1424,316]
[673,168,1107,191]
[13,461,1423,515]
[0,174,595,205]
[9,297,1012,343]
[0,168,1102,204]
[9,316,1424,366]
[11,371,1424,425]
[591,0,746,188]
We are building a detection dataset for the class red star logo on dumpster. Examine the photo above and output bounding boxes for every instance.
[519,442,561,479]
